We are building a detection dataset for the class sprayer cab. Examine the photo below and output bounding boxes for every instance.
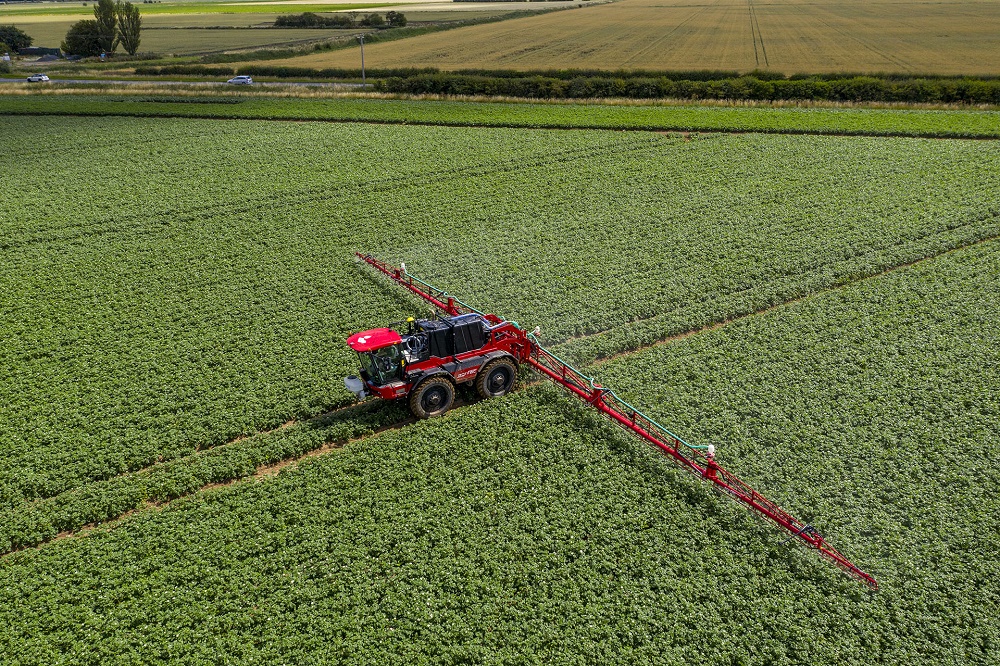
[343,311,533,417]
[344,328,405,398]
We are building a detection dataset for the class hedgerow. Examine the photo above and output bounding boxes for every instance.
[379,73,1000,104]
[131,63,1000,104]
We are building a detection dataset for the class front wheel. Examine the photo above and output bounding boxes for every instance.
[409,377,455,419]
[476,357,517,399]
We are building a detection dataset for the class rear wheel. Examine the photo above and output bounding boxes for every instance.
[476,357,517,399]
[409,377,455,419]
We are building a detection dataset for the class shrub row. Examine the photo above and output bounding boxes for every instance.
[132,64,1000,104]
[379,73,1000,104]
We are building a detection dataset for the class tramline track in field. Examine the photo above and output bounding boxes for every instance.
[18,232,999,570]
[7,227,1000,561]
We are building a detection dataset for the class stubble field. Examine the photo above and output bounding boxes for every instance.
[258,0,1000,75]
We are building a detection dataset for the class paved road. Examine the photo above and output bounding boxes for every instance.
[0,77,366,88]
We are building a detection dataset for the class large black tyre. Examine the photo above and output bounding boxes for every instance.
[409,376,455,419]
[475,357,518,399]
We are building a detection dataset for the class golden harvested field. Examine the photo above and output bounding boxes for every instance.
[258,0,1000,75]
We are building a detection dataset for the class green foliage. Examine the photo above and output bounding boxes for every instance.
[0,24,33,53]
[0,400,409,553]
[274,12,394,28]
[385,10,406,27]
[114,0,141,56]
[1,240,998,662]
[93,0,117,53]
[61,19,103,57]
[1,116,999,522]
[380,72,1000,104]
[273,11,353,28]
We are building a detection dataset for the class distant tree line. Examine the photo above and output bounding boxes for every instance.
[62,0,142,57]
[274,11,406,28]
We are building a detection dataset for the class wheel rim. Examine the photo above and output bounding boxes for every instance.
[421,386,448,411]
[488,367,513,394]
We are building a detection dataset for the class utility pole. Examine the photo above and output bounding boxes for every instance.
[358,34,365,87]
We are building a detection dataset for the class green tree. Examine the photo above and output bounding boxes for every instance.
[61,20,103,57]
[360,13,384,27]
[93,0,117,53]
[385,11,406,27]
[0,25,33,53]
[115,1,141,55]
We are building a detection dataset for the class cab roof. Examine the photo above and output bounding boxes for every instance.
[347,328,402,352]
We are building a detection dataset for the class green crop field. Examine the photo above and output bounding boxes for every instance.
[1,99,999,663]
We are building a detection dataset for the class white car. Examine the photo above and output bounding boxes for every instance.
[227,75,253,85]
[27,74,50,83]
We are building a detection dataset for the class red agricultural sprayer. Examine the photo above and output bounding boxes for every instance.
[345,253,878,590]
